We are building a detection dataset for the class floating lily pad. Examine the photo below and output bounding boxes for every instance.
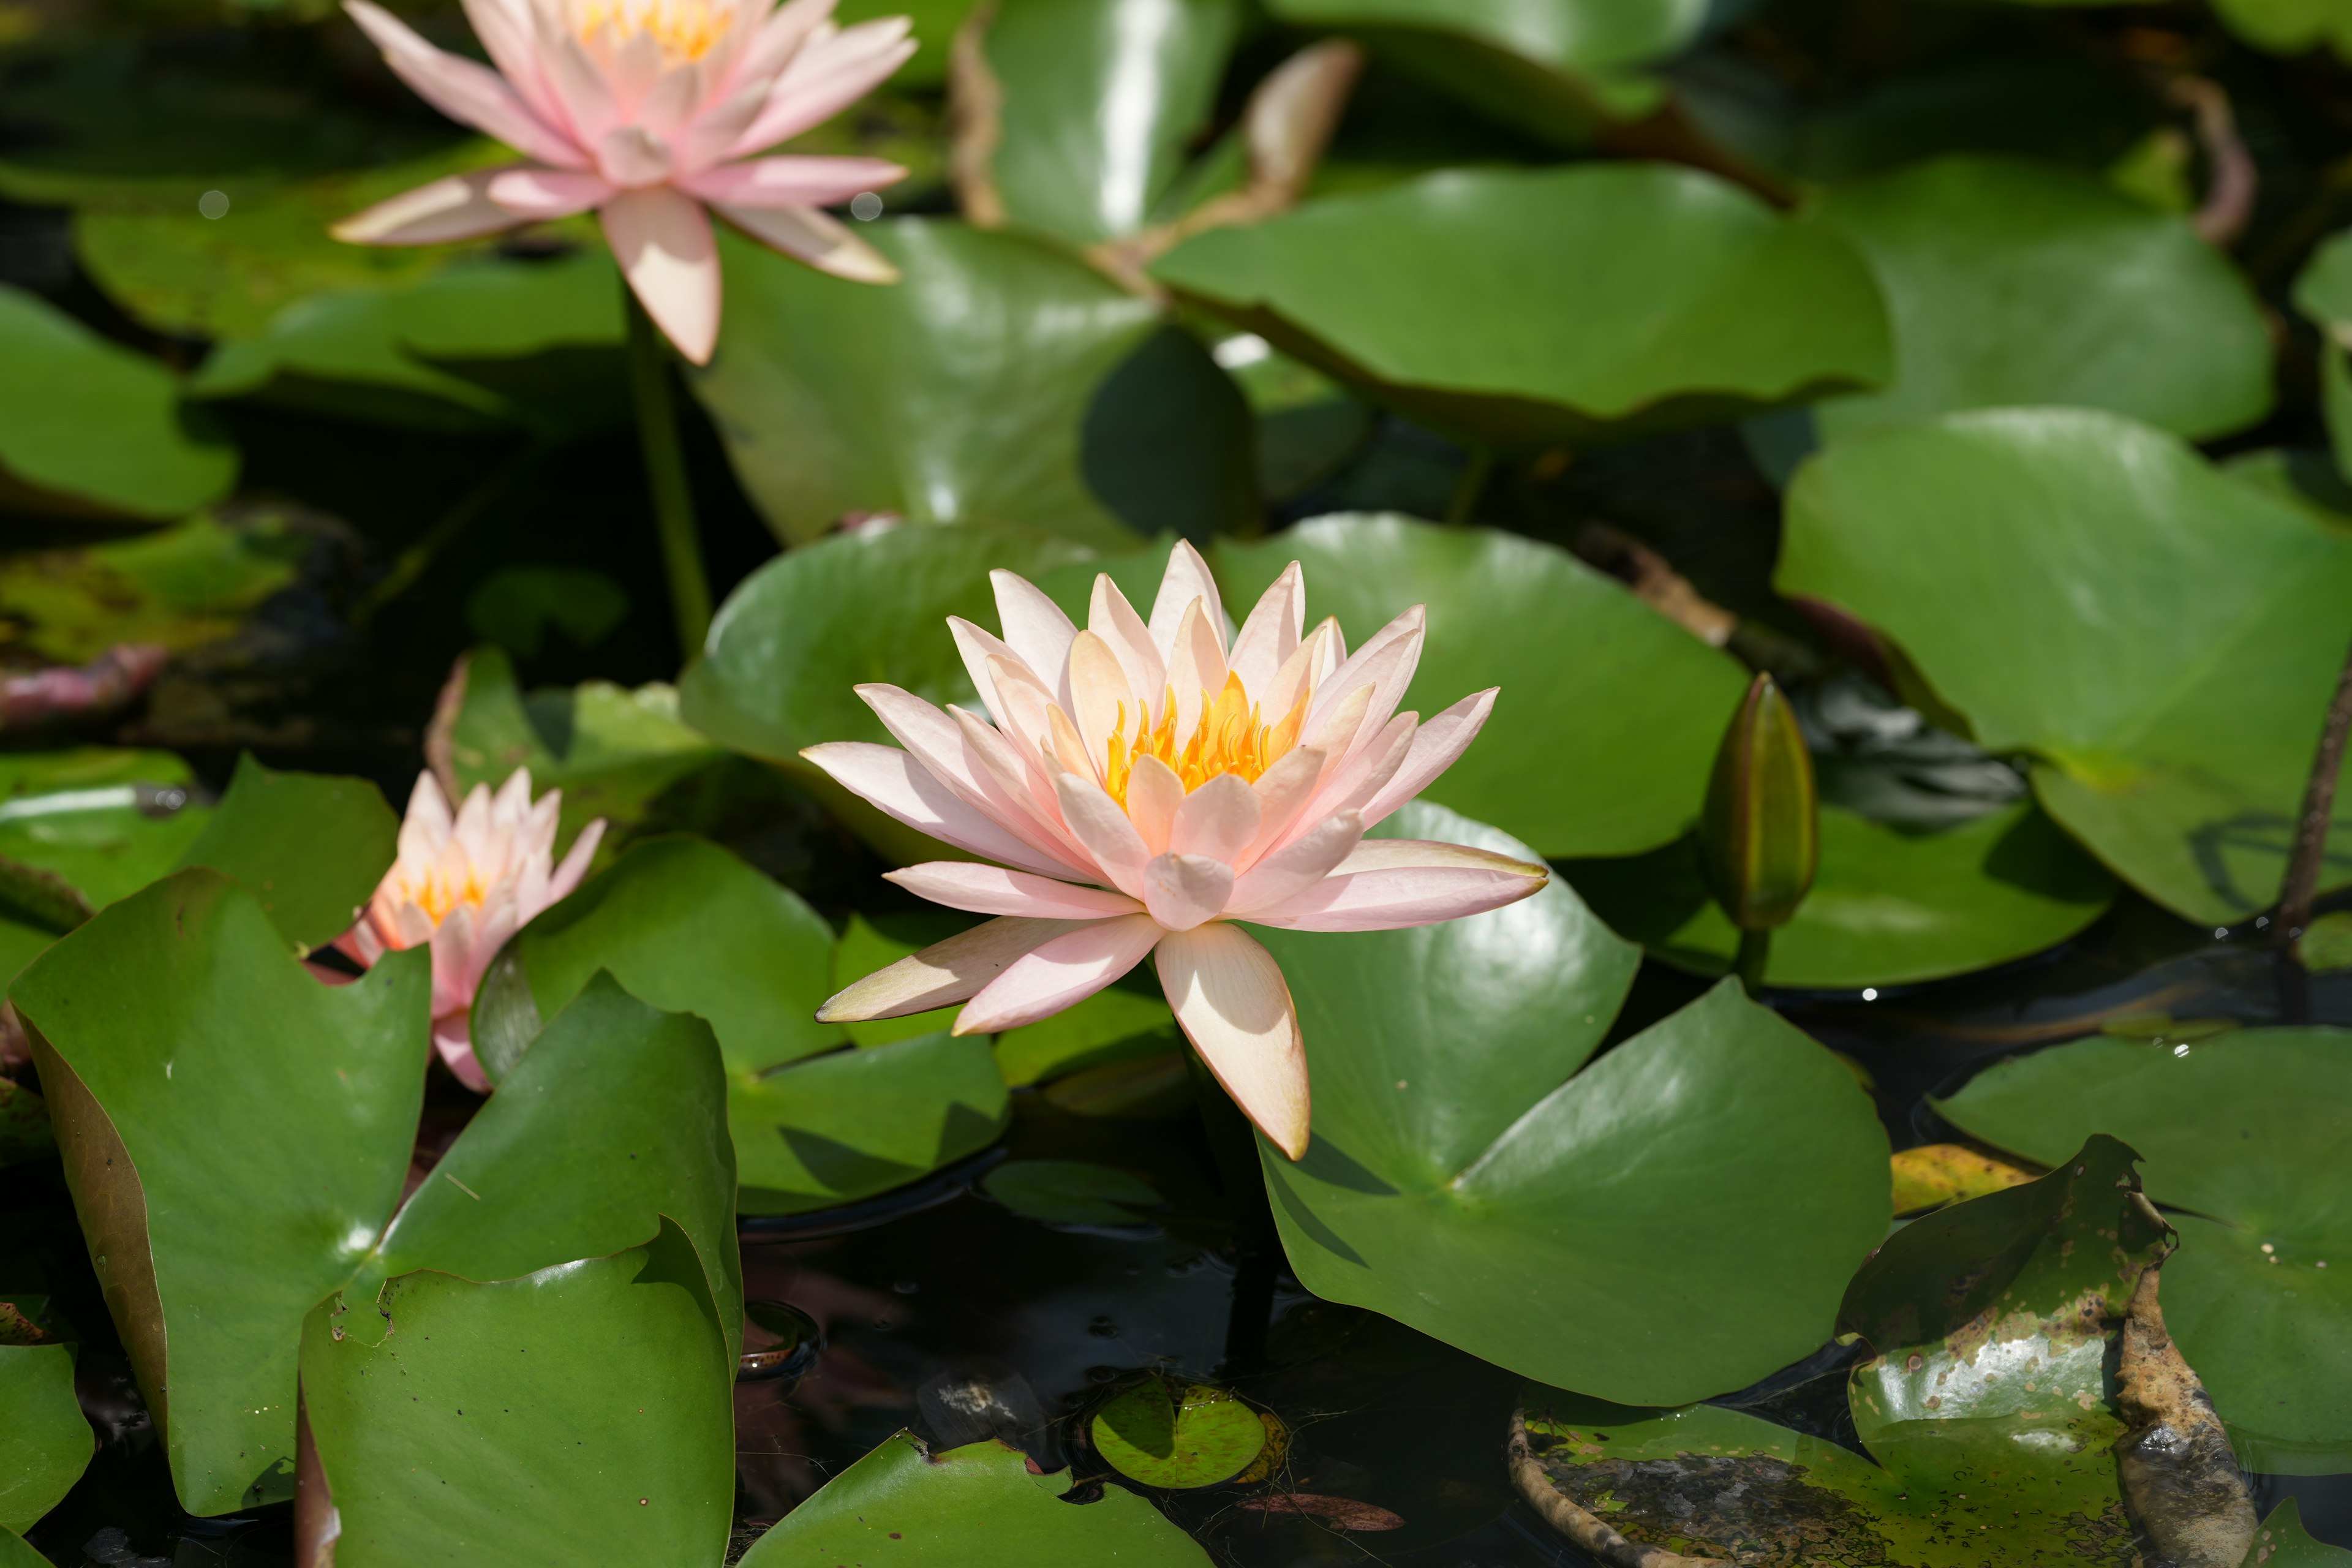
[832,910,979,1047]
[1264,0,1687,141]
[1091,1378,1267,1488]
[0,511,303,665]
[984,1159,1165,1227]
[2245,1499,2352,1566]
[1153,164,1890,450]
[736,1432,1212,1566]
[1254,802,1889,1404]
[694,221,1163,547]
[1217,514,1752,858]
[1520,1136,2165,1566]
[1565,801,2117,989]
[170,755,395,953]
[994,981,1179,1086]
[1888,1142,2035,1215]
[0,1343,91,1534]
[0,749,206,917]
[1806,156,2272,447]
[9,876,739,1513]
[2293,230,2352,484]
[1780,407,2352,925]
[2214,0,2352,59]
[0,283,235,518]
[1936,1028,2352,1473]
[969,0,1242,246]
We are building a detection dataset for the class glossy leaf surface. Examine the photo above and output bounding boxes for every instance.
[1092,1378,1266,1488]
[1155,165,1890,449]
[736,1432,1212,1566]
[170,756,396,953]
[1254,804,1889,1404]
[1217,515,1751,858]
[1937,1029,2352,1472]
[732,1031,1009,1214]
[0,750,206,916]
[1781,408,2352,924]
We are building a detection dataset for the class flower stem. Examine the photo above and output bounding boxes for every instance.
[2278,627,2352,947]
[1185,1048,1281,1375]
[624,288,713,663]
[1734,928,1771,995]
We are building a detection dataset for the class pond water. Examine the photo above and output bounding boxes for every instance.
[15,883,2350,1567]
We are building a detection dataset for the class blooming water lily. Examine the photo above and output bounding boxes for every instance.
[808,541,1548,1158]
[338,770,605,1091]
[334,0,916,362]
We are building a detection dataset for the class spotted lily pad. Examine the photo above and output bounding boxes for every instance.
[1936,1028,2352,1473]
[0,511,301,666]
[1092,1377,1268,1488]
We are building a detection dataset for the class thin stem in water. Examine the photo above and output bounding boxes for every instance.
[624,289,713,662]
[2277,627,2352,946]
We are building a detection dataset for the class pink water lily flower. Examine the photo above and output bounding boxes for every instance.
[337,770,605,1091]
[333,0,916,363]
[807,541,1548,1159]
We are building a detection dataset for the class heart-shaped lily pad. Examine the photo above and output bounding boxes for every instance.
[1936,1027,2352,1473]
[1216,514,1752,858]
[1091,1377,1268,1488]
[0,1342,91,1534]
[1153,164,1890,450]
[736,1432,1212,1566]
[1566,800,2116,989]
[1781,407,2352,925]
[1253,802,1889,1404]
[1805,156,2272,447]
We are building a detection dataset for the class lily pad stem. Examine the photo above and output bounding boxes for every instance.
[1445,446,1493,528]
[1733,928,1771,995]
[2277,627,2352,948]
[625,288,714,663]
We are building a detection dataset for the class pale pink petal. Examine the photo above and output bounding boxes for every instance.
[1241,744,1328,867]
[333,170,534,246]
[799,741,1089,880]
[597,124,677,187]
[1124,755,1184,856]
[952,914,1164,1035]
[1308,605,1423,747]
[1227,809,1365,915]
[486,166,614,219]
[1228,562,1303,697]
[459,0,561,125]
[1311,712,1417,825]
[1066,631,1134,787]
[732,0,840,87]
[1165,597,1228,741]
[1259,617,1334,723]
[397,772,453,857]
[533,18,623,148]
[993,570,1080,703]
[984,654,1065,762]
[1297,683,1371,794]
[635,57,709,141]
[1087,573,1166,716]
[1156,924,1308,1160]
[1169,772,1261,864]
[861,684,1088,869]
[886,862,1142,919]
[547,818,607,902]
[1359,688,1496,827]
[948,707,1089,864]
[715,203,899,284]
[1149,540,1227,660]
[1142,853,1234,932]
[681,154,905,206]
[948,617,1023,728]
[729,19,916,156]
[818,915,1084,1022]
[1246,839,1548,932]
[434,1014,492,1093]
[344,0,586,168]
[1054,772,1152,900]
[601,186,720,364]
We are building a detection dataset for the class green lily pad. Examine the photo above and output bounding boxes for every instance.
[1806,156,2272,447]
[2214,0,2352,59]
[832,910,975,1047]
[1153,164,1890,451]
[170,755,396,954]
[1091,1378,1267,1488]
[1780,407,2352,925]
[680,521,1093,859]
[439,646,723,870]
[9,875,739,1514]
[0,283,235,518]
[1253,802,1890,1404]
[0,749,206,916]
[694,221,1163,547]
[993,981,1179,1086]
[1263,0,1686,142]
[984,1159,1165,1226]
[1936,1028,2352,1473]
[0,1343,91,1534]
[736,1431,1212,1566]
[0,1079,55,1166]
[0,511,303,665]
[190,249,626,435]
[2293,230,2352,484]
[1520,1135,2166,1566]
[299,1218,733,1568]
[969,0,1241,246]
[1216,514,1752,858]
[2246,1499,2352,1566]
[1565,801,2117,989]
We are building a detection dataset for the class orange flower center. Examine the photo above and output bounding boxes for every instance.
[402,868,489,927]
[574,0,734,62]
[1104,672,1310,807]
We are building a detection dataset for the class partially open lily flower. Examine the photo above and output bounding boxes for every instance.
[333,0,916,363]
[806,541,1547,1159]
[337,771,605,1091]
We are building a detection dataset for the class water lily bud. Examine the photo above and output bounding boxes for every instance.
[1699,672,1818,932]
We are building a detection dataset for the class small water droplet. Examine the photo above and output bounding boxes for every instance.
[198,190,230,219]
[850,190,884,221]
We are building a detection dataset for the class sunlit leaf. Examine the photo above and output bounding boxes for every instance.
[171,755,396,953]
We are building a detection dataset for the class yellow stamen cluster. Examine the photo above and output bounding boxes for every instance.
[401,868,488,926]
[1104,672,1310,806]
[575,0,733,61]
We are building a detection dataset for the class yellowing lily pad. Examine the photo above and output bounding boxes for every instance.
[1091,1378,1267,1488]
